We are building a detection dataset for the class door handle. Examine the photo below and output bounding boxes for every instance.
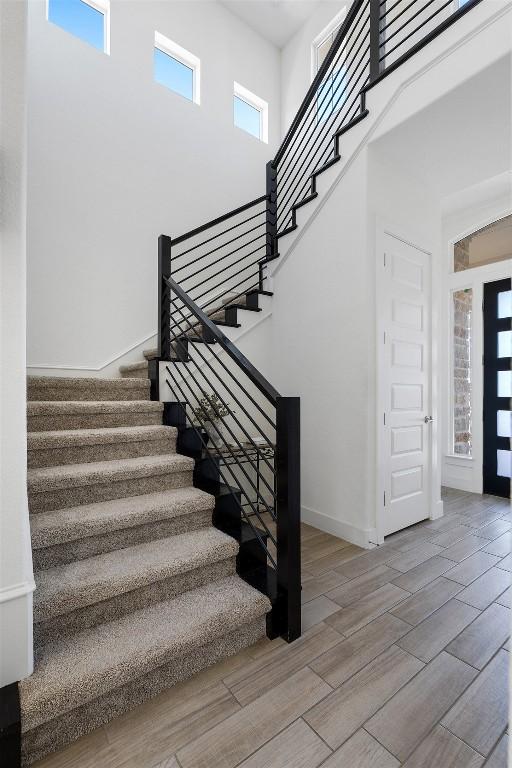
[424,416,434,424]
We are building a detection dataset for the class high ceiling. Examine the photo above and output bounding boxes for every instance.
[219,0,328,48]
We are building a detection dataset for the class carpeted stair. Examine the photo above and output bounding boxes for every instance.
[21,375,270,765]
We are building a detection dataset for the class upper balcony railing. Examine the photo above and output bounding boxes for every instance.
[266,0,483,243]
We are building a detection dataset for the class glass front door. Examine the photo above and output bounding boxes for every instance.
[483,278,512,498]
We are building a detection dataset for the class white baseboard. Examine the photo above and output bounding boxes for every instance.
[301,504,376,550]
[431,498,444,520]
[0,581,35,686]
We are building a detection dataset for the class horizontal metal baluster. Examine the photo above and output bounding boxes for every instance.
[184,252,265,298]
[164,367,277,559]
[173,221,266,275]
[165,333,277,511]
[172,195,268,248]
[380,0,453,60]
[173,209,265,262]
[191,271,262,310]
[277,93,364,226]
[381,0,436,44]
[169,300,276,450]
[276,36,370,209]
[276,61,370,227]
[380,0,417,25]
[276,5,370,186]
[180,241,267,290]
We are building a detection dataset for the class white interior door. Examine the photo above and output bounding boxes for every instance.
[380,232,432,537]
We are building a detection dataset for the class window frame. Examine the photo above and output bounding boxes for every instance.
[311,8,346,80]
[233,82,268,144]
[46,0,111,55]
[154,31,201,105]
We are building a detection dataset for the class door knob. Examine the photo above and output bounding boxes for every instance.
[424,416,433,423]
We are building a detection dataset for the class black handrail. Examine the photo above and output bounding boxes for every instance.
[172,195,269,248]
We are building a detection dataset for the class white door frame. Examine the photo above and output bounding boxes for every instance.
[375,220,442,545]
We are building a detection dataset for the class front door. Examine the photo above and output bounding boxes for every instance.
[381,233,432,537]
[483,278,511,498]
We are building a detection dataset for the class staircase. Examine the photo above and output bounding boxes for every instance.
[21,372,270,765]
[12,0,486,764]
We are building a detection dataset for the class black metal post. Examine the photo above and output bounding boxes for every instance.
[0,682,21,768]
[369,0,384,82]
[158,234,172,360]
[275,396,301,642]
[265,161,278,266]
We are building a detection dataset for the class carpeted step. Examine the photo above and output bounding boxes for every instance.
[30,486,214,570]
[27,425,177,468]
[27,376,150,402]
[119,360,148,379]
[27,400,163,432]
[33,528,239,645]
[143,347,159,360]
[20,576,270,765]
[28,454,194,513]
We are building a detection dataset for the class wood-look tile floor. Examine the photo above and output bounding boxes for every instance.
[34,488,511,768]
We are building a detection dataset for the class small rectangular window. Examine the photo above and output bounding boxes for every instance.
[452,288,472,456]
[47,0,109,53]
[154,32,200,105]
[233,83,268,143]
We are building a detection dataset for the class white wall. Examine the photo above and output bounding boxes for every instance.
[26,0,281,374]
[0,0,35,686]
[280,1,345,132]
[266,2,511,546]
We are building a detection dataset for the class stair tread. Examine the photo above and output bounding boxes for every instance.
[34,527,238,622]
[28,454,194,493]
[20,576,270,732]
[28,425,175,450]
[27,400,163,415]
[30,487,214,549]
[28,376,149,389]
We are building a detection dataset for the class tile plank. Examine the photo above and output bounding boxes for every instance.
[440,535,487,563]
[325,583,410,636]
[400,725,483,768]
[177,667,332,768]
[392,556,455,593]
[311,613,412,688]
[301,595,340,632]
[442,649,509,756]
[300,570,348,604]
[397,599,480,662]
[386,544,445,574]
[223,623,343,706]
[305,645,423,750]
[321,729,399,768]
[484,733,509,768]
[236,719,331,768]
[390,577,463,626]
[482,532,511,558]
[447,602,510,669]
[443,551,501,586]
[326,565,401,608]
[365,652,477,762]
[456,567,511,610]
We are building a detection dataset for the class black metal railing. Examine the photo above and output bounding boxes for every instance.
[158,195,272,359]
[163,277,300,641]
[154,0,483,640]
[266,0,483,237]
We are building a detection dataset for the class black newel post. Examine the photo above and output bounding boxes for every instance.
[369,0,385,82]
[275,396,301,642]
[158,234,172,361]
[265,160,278,263]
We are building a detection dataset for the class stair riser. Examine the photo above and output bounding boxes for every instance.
[35,557,236,646]
[28,412,163,432]
[28,386,149,402]
[28,437,177,469]
[120,367,148,379]
[33,507,213,570]
[22,618,266,765]
[29,471,193,514]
